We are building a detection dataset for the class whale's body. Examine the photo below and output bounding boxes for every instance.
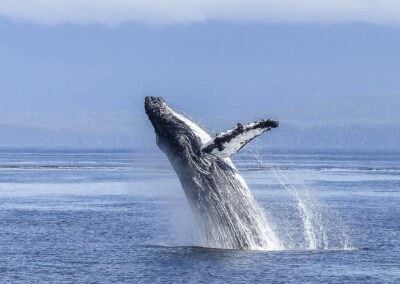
[145,96,281,250]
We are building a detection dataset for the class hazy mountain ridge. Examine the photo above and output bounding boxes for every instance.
[0,112,150,147]
[0,93,398,148]
[279,93,400,126]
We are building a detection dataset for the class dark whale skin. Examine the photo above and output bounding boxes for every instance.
[145,96,281,250]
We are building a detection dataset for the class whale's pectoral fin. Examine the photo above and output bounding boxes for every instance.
[201,118,279,158]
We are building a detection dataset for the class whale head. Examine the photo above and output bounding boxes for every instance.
[145,96,211,156]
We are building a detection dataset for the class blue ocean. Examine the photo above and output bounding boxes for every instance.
[0,147,399,283]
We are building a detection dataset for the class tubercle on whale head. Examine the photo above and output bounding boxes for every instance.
[145,96,177,154]
[145,96,165,110]
[144,96,204,155]
[144,96,165,119]
[145,96,171,136]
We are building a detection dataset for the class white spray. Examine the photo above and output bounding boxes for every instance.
[246,146,351,250]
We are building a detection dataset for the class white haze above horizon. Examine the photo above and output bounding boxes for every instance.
[1,93,399,149]
[1,0,400,26]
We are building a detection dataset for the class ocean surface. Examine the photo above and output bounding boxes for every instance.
[0,147,399,283]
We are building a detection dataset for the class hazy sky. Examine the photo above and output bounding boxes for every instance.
[1,1,399,117]
[0,2,399,148]
[1,1,400,26]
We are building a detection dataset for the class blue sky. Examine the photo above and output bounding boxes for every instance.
[0,1,399,147]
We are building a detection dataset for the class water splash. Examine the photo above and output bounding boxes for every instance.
[247,146,351,250]
[164,143,351,251]
[192,170,285,251]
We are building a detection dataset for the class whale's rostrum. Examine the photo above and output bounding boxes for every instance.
[145,96,282,250]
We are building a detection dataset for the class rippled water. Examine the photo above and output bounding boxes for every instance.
[0,148,399,283]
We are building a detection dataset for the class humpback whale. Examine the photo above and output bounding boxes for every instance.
[145,96,282,250]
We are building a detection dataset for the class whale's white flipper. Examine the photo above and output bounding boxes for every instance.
[201,119,279,158]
